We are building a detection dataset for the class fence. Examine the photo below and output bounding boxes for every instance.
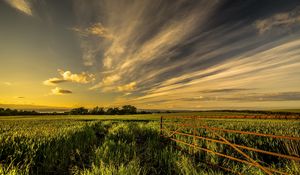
[160,116,300,175]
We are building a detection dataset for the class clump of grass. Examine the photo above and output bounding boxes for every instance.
[78,122,224,175]
[0,120,108,174]
[79,159,144,175]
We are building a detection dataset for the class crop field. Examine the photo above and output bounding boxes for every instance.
[0,112,299,175]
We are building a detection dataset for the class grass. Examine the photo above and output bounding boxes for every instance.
[0,111,268,121]
[75,122,223,175]
[163,118,300,174]
[0,112,299,174]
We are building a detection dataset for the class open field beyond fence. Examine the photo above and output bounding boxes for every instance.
[160,116,300,175]
[0,112,299,174]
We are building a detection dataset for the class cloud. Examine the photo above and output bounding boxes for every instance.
[86,23,114,40]
[73,23,114,40]
[199,88,254,94]
[90,74,120,90]
[43,78,68,86]
[117,82,137,92]
[90,77,136,93]
[116,37,300,109]
[4,0,32,16]
[51,87,72,95]
[101,75,120,86]
[255,7,300,34]
[44,70,95,86]
[79,41,99,66]
[76,0,219,93]
[3,82,12,86]
[72,23,115,66]
[58,70,95,84]
[180,92,300,102]
[103,56,112,68]
[71,1,300,109]
[228,92,300,102]
[13,96,25,99]
[103,43,125,69]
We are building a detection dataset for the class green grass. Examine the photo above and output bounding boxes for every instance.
[0,111,266,121]
[163,118,300,174]
[0,112,299,174]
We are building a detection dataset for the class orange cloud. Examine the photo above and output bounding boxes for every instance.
[43,70,95,86]
[117,82,137,92]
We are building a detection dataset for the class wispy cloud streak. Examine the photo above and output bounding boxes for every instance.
[71,1,300,109]
[255,7,300,34]
[5,0,32,16]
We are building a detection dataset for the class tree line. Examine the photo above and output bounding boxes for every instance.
[0,105,151,116]
[0,108,39,116]
[1,106,299,116]
[69,105,151,115]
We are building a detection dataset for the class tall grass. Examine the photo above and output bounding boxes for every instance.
[0,120,106,174]
[163,118,300,174]
[78,122,223,175]
[0,116,299,174]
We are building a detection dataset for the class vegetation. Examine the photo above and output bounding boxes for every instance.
[163,118,300,174]
[2,106,300,117]
[0,108,38,116]
[0,105,150,116]
[69,105,144,115]
[0,118,226,175]
[69,107,90,115]
[206,110,300,116]
[0,113,299,174]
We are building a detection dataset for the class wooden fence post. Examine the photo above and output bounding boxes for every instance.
[160,116,163,135]
[193,116,196,154]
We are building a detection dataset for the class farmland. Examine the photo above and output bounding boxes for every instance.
[0,112,299,175]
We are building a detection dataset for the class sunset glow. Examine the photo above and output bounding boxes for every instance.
[1,0,300,110]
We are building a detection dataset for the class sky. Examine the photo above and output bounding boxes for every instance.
[0,0,300,110]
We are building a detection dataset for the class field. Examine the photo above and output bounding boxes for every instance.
[0,112,299,175]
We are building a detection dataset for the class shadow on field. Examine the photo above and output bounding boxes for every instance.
[34,122,109,174]
[77,122,181,175]
[74,119,99,122]
[78,121,231,175]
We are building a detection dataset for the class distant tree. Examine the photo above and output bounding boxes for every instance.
[106,107,120,115]
[121,105,137,114]
[70,107,89,115]
[90,106,105,115]
[139,111,151,114]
